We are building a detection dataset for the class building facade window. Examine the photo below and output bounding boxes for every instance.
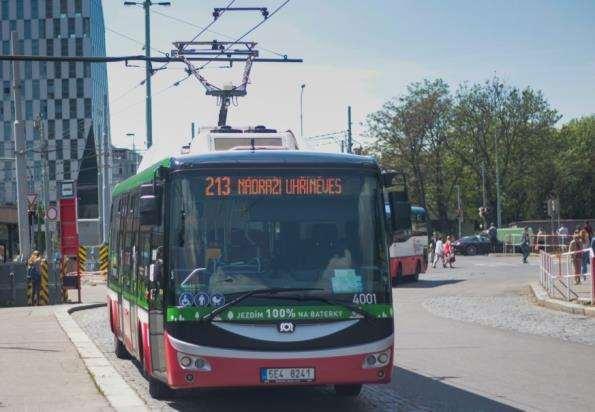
[60,0,68,15]
[16,0,23,19]
[56,140,63,159]
[24,20,31,38]
[46,38,53,56]
[31,39,39,55]
[84,98,91,117]
[61,38,68,56]
[38,19,45,39]
[46,0,53,16]
[75,0,82,14]
[49,160,56,180]
[76,78,83,97]
[1,1,8,20]
[63,160,70,179]
[55,99,62,119]
[47,79,54,98]
[32,79,39,99]
[70,139,77,158]
[69,62,76,77]
[75,38,82,56]
[69,98,76,118]
[83,17,90,36]
[68,17,75,36]
[53,18,60,38]
[31,0,39,19]
[61,78,69,98]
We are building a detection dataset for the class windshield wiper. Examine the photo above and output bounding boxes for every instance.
[200,287,323,322]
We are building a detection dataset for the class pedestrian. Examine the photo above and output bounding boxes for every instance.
[557,224,569,248]
[568,234,582,285]
[444,236,455,268]
[27,250,42,305]
[429,234,436,266]
[488,223,498,253]
[536,227,546,252]
[579,229,589,280]
[585,221,593,241]
[520,227,531,264]
[432,236,444,268]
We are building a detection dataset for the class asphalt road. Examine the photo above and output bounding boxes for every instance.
[73,255,595,411]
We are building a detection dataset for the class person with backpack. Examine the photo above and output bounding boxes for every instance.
[520,227,531,264]
[488,223,498,253]
[27,250,42,305]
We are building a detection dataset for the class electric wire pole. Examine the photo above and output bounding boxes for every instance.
[347,106,353,154]
[11,32,31,261]
[124,1,171,148]
[34,116,52,260]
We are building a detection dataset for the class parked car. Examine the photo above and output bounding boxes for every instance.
[453,235,492,255]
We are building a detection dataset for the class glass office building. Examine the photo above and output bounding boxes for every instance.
[0,0,110,219]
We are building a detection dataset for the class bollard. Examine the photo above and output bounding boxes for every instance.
[39,259,49,305]
[26,276,32,305]
[78,245,88,273]
[99,243,109,277]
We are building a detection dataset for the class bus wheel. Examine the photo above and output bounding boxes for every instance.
[413,261,421,281]
[149,378,173,399]
[335,384,362,397]
[114,335,130,359]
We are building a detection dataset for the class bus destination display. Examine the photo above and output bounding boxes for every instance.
[205,176,343,197]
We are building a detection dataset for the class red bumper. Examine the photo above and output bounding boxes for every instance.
[163,333,393,389]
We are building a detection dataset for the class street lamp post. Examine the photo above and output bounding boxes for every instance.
[299,84,305,141]
[126,132,138,171]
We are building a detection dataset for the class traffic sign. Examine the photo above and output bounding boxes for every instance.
[46,205,59,221]
[26,193,37,208]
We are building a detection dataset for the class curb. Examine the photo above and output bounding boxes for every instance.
[528,283,595,317]
[54,304,148,411]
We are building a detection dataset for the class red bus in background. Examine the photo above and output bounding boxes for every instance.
[386,205,428,285]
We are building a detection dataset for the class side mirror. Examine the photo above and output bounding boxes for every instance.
[388,192,411,232]
[140,183,161,226]
[140,195,159,226]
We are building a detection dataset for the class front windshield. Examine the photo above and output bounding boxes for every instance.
[168,170,390,307]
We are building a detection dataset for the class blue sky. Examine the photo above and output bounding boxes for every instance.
[103,0,595,151]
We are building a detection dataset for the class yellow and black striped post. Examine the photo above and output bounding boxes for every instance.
[39,259,49,305]
[99,243,109,276]
[78,245,88,273]
[60,257,69,303]
[26,277,32,305]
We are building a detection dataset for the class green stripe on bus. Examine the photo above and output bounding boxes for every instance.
[112,157,172,197]
[166,304,394,322]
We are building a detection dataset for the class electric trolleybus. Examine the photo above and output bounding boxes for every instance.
[107,126,402,398]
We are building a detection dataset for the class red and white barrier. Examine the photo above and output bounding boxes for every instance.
[538,249,593,304]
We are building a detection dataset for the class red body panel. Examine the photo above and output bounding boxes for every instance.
[163,332,392,389]
[390,255,425,279]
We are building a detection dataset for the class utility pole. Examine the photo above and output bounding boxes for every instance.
[299,84,305,141]
[494,133,502,227]
[347,106,353,154]
[456,185,462,239]
[34,116,52,259]
[124,1,171,148]
[481,162,487,207]
[102,127,110,243]
[11,32,31,261]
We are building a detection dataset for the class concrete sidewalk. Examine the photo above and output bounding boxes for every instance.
[0,305,111,411]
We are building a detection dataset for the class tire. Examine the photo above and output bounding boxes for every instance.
[412,262,421,281]
[391,264,402,287]
[114,335,130,359]
[149,378,173,399]
[466,245,477,256]
[335,384,363,397]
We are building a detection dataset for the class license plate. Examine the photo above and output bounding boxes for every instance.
[260,367,315,383]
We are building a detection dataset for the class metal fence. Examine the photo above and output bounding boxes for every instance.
[539,250,594,304]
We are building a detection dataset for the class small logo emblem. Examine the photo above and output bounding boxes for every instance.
[210,293,225,307]
[278,322,295,333]
[194,292,210,307]
[179,292,193,308]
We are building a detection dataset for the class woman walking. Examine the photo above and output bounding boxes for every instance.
[521,227,531,264]
[579,229,589,280]
[444,236,455,268]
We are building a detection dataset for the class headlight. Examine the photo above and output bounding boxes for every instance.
[177,352,212,372]
[363,349,391,369]
[179,356,192,367]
